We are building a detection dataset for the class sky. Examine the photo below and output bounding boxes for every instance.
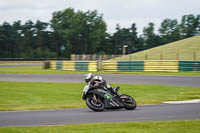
[0,0,199,34]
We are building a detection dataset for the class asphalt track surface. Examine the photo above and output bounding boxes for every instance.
[0,74,200,87]
[0,73,200,127]
[0,103,199,127]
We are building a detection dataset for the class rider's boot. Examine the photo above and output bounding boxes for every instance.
[110,86,120,96]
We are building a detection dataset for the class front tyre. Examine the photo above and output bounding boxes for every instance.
[120,94,137,110]
[86,96,104,112]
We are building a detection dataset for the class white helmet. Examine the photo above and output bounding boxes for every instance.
[93,75,103,81]
[85,73,94,83]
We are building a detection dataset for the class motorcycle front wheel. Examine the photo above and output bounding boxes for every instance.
[86,96,104,112]
[120,94,137,110]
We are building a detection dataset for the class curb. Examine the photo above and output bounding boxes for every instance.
[163,99,200,104]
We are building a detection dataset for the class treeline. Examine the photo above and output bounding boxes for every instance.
[0,8,200,58]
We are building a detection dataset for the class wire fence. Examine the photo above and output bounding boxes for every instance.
[70,54,122,61]
[111,52,200,61]
[71,53,200,61]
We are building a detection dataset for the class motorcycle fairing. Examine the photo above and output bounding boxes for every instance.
[86,88,124,109]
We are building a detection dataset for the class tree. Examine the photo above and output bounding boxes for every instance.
[97,33,113,54]
[129,23,139,52]
[34,20,48,50]
[111,24,123,54]
[111,23,139,54]
[51,8,107,57]
[180,14,200,38]
[18,20,36,57]
[1,11,200,59]
[142,22,161,49]
[0,22,20,58]
[33,20,56,58]
[159,19,180,44]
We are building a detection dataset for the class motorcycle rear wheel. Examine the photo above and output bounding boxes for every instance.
[86,96,104,112]
[120,94,137,110]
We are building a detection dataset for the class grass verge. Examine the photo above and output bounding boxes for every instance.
[112,36,200,60]
[0,120,200,133]
[0,81,200,111]
[0,66,200,76]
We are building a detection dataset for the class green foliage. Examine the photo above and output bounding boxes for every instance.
[51,8,107,55]
[180,14,200,38]
[0,9,200,58]
[111,23,139,54]
[0,20,56,58]
[159,19,180,44]
[143,23,157,48]
[33,48,56,58]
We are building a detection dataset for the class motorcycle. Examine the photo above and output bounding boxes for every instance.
[82,82,137,112]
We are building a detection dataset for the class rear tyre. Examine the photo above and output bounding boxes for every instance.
[120,94,137,110]
[86,96,104,112]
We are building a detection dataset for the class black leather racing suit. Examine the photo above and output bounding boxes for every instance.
[89,78,115,94]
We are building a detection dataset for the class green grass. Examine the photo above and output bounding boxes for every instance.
[0,66,87,74]
[0,120,200,133]
[0,81,200,111]
[112,36,200,60]
[107,71,200,76]
[1,65,200,76]
[0,81,85,111]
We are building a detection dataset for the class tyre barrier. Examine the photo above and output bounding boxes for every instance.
[49,61,98,71]
[103,61,144,72]
[47,60,200,72]
[144,60,178,72]
[118,61,144,72]
[103,60,200,72]
[179,61,200,72]
[103,61,118,71]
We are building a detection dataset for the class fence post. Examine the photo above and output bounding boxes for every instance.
[71,54,75,60]
[160,53,163,60]
[193,52,196,60]
[82,54,86,60]
[129,55,132,61]
[43,60,50,69]
[97,61,102,71]
[145,54,148,60]
[103,54,107,60]
[176,53,179,60]
[93,54,96,61]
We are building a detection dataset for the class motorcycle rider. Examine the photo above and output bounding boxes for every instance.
[83,73,137,111]
[84,73,119,94]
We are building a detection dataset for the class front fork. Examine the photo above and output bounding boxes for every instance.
[93,94,97,100]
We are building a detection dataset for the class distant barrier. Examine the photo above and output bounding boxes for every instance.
[103,61,144,72]
[103,61,117,71]
[179,61,200,72]
[0,61,43,65]
[46,60,200,72]
[144,60,178,72]
[118,61,144,72]
[49,61,98,71]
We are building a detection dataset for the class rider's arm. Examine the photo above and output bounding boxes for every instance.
[102,79,112,89]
